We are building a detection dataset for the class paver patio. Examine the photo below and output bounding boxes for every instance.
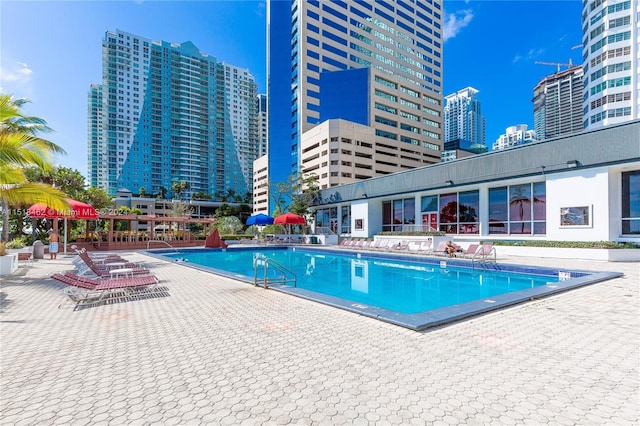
[1,251,638,425]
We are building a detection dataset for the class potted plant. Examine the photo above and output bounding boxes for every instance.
[0,242,19,275]
[5,237,26,254]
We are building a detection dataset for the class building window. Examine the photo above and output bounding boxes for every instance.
[622,171,640,234]
[382,198,415,232]
[489,182,546,235]
[341,205,351,234]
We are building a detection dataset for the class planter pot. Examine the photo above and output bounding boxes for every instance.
[0,254,18,276]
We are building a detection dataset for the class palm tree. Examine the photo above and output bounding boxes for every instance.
[0,94,69,241]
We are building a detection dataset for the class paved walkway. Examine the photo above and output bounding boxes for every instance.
[1,251,638,425]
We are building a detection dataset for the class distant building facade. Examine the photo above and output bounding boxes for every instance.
[441,138,488,162]
[265,0,445,211]
[89,29,259,199]
[443,87,486,146]
[533,66,583,140]
[257,94,267,158]
[492,124,538,151]
[581,0,639,130]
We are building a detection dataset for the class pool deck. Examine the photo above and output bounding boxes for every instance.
[1,251,638,424]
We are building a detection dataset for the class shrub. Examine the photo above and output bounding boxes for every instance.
[490,240,639,249]
[5,237,26,249]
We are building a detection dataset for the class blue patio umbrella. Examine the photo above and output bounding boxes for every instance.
[246,213,275,226]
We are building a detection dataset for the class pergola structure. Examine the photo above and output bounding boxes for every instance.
[73,214,217,251]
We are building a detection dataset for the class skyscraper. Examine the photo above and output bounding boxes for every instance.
[443,87,486,145]
[581,0,638,130]
[89,29,258,198]
[533,66,583,140]
[265,0,444,203]
[492,124,538,151]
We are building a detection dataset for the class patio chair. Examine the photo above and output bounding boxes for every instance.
[407,241,422,254]
[459,244,480,258]
[433,241,449,256]
[390,240,409,251]
[53,272,160,310]
[418,240,433,254]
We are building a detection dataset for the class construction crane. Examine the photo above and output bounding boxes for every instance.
[535,58,574,73]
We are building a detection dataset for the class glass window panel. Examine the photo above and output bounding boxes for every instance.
[393,199,403,229]
[439,193,457,224]
[533,222,546,235]
[510,222,531,235]
[489,187,508,221]
[622,171,640,218]
[622,219,640,234]
[509,184,532,221]
[421,195,438,212]
[382,201,391,231]
[439,224,457,234]
[533,182,546,220]
[458,190,479,223]
[403,198,415,224]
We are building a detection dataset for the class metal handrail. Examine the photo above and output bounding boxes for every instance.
[253,256,297,289]
[147,240,179,253]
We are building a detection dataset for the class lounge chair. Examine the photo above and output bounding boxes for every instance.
[53,272,159,310]
[472,242,497,264]
[407,241,422,254]
[75,251,150,278]
[418,240,433,254]
[390,240,409,251]
[459,244,480,258]
[433,241,448,256]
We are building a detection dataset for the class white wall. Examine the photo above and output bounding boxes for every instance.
[351,201,369,238]
[546,167,611,241]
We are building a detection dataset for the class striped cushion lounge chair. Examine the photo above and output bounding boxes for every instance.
[53,272,159,310]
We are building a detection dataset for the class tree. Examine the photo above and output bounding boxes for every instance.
[166,201,193,217]
[171,181,190,200]
[157,186,168,199]
[216,216,243,234]
[269,173,320,223]
[24,165,87,201]
[0,94,69,241]
[138,187,147,197]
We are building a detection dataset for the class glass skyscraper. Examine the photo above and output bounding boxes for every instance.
[581,0,638,130]
[266,0,445,208]
[88,29,258,198]
[443,87,486,145]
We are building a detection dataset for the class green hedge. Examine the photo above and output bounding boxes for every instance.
[490,240,639,249]
[378,231,445,236]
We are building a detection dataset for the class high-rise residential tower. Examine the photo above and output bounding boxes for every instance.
[443,87,486,145]
[492,124,538,151]
[88,29,258,198]
[581,0,639,130]
[533,66,584,140]
[265,0,445,201]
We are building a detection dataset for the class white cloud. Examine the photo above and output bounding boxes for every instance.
[443,9,474,42]
[1,61,33,82]
[0,61,35,97]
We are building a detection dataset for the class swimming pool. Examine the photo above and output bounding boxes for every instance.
[148,247,621,330]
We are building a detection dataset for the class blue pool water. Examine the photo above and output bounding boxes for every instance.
[150,247,620,330]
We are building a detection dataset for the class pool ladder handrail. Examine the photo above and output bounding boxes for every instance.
[147,240,179,254]
[471,245,497,269]
[253,256,297,289]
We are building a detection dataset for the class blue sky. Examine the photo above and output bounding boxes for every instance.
[1,0,584,178]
